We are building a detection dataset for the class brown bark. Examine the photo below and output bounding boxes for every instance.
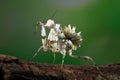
[0,54,120,80]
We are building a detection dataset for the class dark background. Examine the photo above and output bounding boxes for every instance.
[0,0,120,66]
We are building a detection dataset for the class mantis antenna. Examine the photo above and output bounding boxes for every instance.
[49,10,58,20]
[34,10,58,33]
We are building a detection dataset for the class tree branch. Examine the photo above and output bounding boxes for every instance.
[0,54,120,80]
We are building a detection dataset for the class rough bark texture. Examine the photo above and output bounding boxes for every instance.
[0,54,120,80]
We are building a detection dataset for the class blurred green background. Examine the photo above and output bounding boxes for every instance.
[0,0,120,66]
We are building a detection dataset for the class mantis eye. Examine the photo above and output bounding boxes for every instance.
[36,21,41,26]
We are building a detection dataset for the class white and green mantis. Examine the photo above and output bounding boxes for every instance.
[33,19,96,67]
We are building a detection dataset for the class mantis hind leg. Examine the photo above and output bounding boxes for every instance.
[78,56,96,66]
[69,54,96,66]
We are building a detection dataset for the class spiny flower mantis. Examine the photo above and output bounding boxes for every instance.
[33,19,96,67]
